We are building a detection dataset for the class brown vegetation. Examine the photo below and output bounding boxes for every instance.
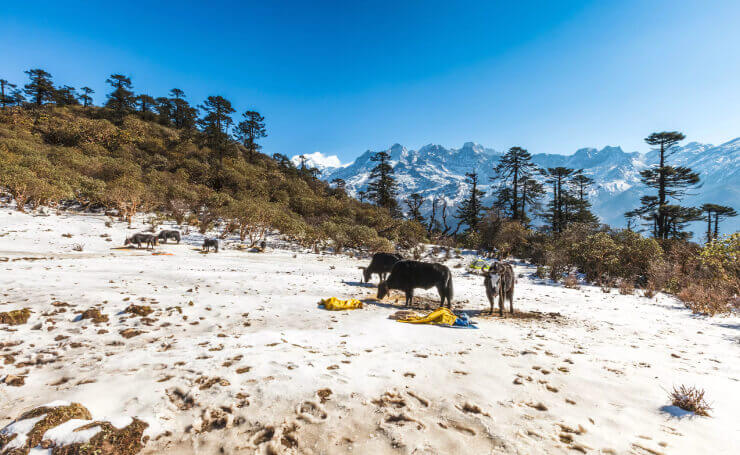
[669,385,712,416]
[0,106,426,252]
[0,308,31,325]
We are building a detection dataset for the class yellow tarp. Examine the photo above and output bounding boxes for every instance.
[319,297,363,310]
[397,307,457,326]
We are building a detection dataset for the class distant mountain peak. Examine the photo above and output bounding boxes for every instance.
[300,138,739,236]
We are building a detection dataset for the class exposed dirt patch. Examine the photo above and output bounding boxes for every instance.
[0,308,31,325]
[477,310,568,324]
[1,402,92,452]
[79,308,109,323]
[124,305,154,317]
[2,374,26,387]
[51,418,148,455]
[119,328,143,339]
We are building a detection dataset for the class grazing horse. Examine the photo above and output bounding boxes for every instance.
[484,262,516,315]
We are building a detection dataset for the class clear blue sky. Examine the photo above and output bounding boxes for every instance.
[2,0,739,162]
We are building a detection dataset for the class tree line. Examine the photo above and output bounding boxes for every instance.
[356,133,735,246]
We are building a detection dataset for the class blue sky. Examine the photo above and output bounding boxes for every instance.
[2,0,739,162]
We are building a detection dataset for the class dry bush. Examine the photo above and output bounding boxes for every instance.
[642,287,657,299]
[669,385,711,416]
[676,234,739,315]
[534,266,547,280]
[647,258,674,293]
[564,274,580,290]
[678,282,737,316]
[618,280,634,295]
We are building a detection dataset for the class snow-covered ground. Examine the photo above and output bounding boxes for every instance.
[1,209,738,454]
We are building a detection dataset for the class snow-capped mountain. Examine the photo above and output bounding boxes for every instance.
[296,138,740,236]
[290,151,347,171]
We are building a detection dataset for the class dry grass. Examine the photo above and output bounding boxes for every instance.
[678,282,738,316]
[124,304,154,317]
[669,385,711,416]
[0,308,31,325]
[564,274,580,290]
[618,280,634,295]
[7,403,93,450]
[79,308,109,323]
[642,287,657,299]
[53,419,149,455]
[1,403,148,455]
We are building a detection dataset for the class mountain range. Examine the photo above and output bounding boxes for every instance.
[292,138,740,237]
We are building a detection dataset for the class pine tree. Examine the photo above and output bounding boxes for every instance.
[662,205,702,240]
[569,172,598,224]
[366,151,399,215]
[135,94,156,114]
[624,209,641,231]
[169,89,197,129]
[632,131,700,239]
[53,85,79,106]
[78,87,94,107]
[0,79,17,108]
[272,153,294,171]
[456,172,485,232]
[105,74,135,121]
[23,69,55,106]
[9,89,25,106]
[234,110,267,161]
[519,177,545,226]
[198,95,236,167]
[491,146,538,221]
[404,193,425,223]
[541,167,577,233]
[702,204,737,240]
[331,178,346,190]
[155,97,174,126]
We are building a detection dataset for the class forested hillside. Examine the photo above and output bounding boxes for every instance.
[0,70,426,252]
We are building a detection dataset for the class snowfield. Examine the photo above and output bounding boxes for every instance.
[1,209,739,454]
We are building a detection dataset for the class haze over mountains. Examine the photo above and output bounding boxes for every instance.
[293,138,740,236]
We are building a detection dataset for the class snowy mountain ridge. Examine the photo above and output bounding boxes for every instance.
[294,138,740,236]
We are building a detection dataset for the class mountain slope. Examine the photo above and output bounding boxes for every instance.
[300,138,740,237]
